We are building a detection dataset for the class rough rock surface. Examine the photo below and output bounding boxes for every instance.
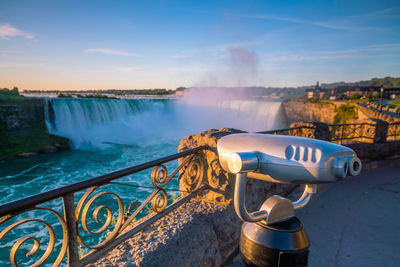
[282,100,337,124]
[0,98,69,160]
[289,121,332,141]
[90,128,295,266]
[90,180,295,267]
[178,128,246,203]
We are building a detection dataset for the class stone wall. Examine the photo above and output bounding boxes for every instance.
[288,119,392,145]
[356,104,400,123]
[345,141,400,160]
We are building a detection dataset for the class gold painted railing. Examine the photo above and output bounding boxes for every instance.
[328,123,375,144]
[388,121,400,140]
[0,146,207,266]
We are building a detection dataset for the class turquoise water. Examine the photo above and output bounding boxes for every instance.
[0,96,284,265]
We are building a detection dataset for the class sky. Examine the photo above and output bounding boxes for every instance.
[0,0,399,90]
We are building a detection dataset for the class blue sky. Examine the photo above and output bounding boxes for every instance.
[0,0,399,90]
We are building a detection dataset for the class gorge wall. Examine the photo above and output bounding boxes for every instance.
[282,99,338,124]
[0,98,69,160]
[282,99,399,124]
[0,99,45,133]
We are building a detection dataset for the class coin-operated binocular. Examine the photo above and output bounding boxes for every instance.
[217,133,362,267]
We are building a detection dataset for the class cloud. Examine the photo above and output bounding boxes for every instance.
[0,23,34,40]
[246,14,350,30]
[231,13,381,31]
[113,66,139,73]
[271,43,400,62]
[84,48,140,57]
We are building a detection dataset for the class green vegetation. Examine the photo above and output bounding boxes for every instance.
[0,122,69,161]
[389,99,400,106]
[395,106,400,114]
[57,93,72,98]
[367,77,400,88]
[334,104,359,124]
[78,94,118,99]
[31,88,176,96]
[321,76,400,89]
[348,98,370,103]
[350,93,362,100]
[305,98,333,105]
[57,93,118,99]
[0,87,27,102]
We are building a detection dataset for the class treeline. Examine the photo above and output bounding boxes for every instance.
[321,76,400,89]
[0,87,28,102]
[57,93,117,99]
[0,87,20,96]
[24,88,176,95]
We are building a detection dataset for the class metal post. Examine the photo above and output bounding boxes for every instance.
[340,125,343,144]
[380,87,384,111]
[63,193,80,266]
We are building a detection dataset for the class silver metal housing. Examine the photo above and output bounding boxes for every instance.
[217,133,361,184]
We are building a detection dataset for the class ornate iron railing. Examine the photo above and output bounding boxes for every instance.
[258,123,376,144]
[0,146,207,266]
[256,126,315,135]
[328,123,375,144]
[387,121,400,140]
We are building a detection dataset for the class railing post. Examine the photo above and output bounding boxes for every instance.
[63,193,80,266]
[372,119,388,143]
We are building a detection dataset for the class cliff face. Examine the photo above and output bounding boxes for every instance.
[0,98,69,160]
[282,99,399,125]
[282,100,337,124]
[0,98,44,134]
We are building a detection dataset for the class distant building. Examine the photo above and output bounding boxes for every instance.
[305,89,315,99]
[384,88,400,99]
[304,82,399,100]
[344,90,362,98]
[305,81,322,99]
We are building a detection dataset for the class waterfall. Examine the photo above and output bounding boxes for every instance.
[45,97,285,149]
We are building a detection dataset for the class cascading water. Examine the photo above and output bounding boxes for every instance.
[44,97,285,149]
[44,98,175,148]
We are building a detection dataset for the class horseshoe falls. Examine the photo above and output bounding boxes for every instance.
[44,98,285,149]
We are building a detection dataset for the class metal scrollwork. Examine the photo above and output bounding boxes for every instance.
[151,189,168,213]
[151,165,168,188]
[181,153,204,192]
[0,148,207,266]
[75,186,124,249]
[0,208,68,267]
